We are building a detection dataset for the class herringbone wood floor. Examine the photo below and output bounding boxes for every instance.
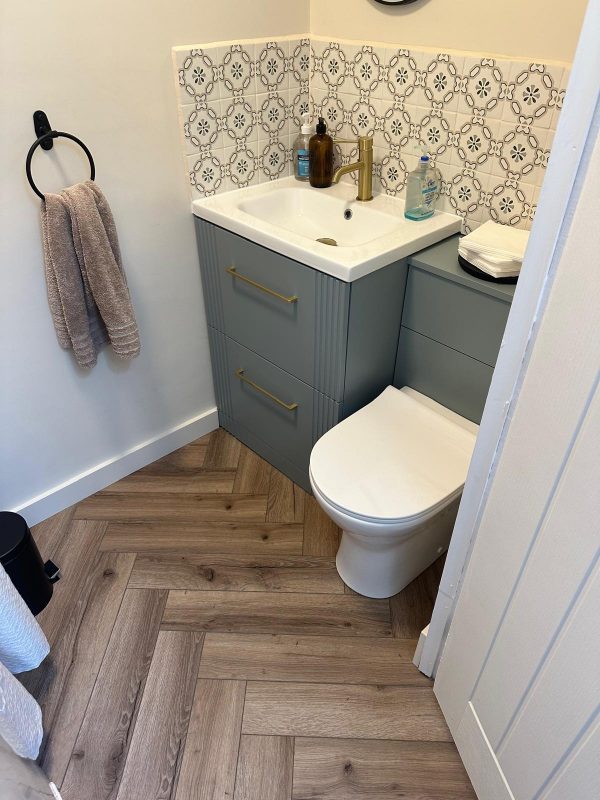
[23,429,475,800]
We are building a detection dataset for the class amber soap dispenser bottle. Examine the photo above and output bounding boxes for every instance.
[309,117,334,188]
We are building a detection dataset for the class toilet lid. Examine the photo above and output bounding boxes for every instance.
[309,386,478,523]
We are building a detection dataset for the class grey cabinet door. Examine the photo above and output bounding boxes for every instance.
[226,337,316,471]
[196,219,351,400]
[394,326,494,423]
[215,227,318,387]
[402,266,511,367]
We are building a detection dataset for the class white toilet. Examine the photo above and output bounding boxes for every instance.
[309,386,478,598]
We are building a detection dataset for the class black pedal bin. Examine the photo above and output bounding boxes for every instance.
[0,511,60,616]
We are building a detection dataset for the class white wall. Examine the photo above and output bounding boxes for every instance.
[310,0,587,62]
[0,0,308,521]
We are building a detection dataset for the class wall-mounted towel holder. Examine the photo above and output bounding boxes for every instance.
[26,110,95,200]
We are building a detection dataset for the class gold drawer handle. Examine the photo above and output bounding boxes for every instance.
[226,266,298,304]
[235,368,299,411]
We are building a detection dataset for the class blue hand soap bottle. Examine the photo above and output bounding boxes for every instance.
[404,154,441,220]
[293,114,312,181]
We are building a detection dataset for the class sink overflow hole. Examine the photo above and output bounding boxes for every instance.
[316,237,338,246]
[344,209,353,220]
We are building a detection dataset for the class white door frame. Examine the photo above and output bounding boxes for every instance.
[417,0,600,678]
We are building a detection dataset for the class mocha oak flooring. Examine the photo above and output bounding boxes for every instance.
[23,429,475,800]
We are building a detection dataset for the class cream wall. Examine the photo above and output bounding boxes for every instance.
[0,0,308,520]
[310,0,587,62]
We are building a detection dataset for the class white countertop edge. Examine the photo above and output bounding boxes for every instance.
[191,180,462,282]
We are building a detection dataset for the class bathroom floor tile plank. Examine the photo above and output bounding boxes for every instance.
[74,492,268,522]
[116,630,204,800]
[31,504,76,562]
[38,552,136,787]
[129,554,344,593]
[22,520,107,649]
[19,522,109,746]
[136,437,209,476]
[175,679,246,800]
[234,735,294,800]
[100,521,304,555]
[99,469,237,494]
[162,591,392,637]
[242,682,452,741]
[303,496,341,557]
[191,432,213,446]
[198,633,428,686]
[266,470,307,524]
[60,589,167,799]
[389,556,446,639]
[292,738,477,800]
[35,429,460,799]
[204,427,243,469]
[233,444,273,494]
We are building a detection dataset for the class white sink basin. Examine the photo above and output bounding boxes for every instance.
[192,177,461,282]
[239,186,401,247]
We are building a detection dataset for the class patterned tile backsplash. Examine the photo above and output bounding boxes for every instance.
[174,38,310,196]
[172,35,569,232]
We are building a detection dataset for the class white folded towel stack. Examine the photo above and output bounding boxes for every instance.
[459,221,530,279]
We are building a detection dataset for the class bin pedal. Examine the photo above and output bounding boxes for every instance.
[44,560,61,583]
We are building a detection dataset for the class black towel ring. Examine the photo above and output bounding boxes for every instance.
[26,130,96,200]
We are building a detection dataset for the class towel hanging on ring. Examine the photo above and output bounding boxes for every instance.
[41,181,141,368]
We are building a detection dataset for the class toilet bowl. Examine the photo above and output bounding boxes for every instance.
[309,386,478,598]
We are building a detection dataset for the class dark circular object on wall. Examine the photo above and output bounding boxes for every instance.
[373,0,422,5]
[26,130,95,200]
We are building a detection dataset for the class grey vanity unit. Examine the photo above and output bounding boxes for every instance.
[195,222,514,492]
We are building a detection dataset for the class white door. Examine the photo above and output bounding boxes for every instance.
[432,63,600,799]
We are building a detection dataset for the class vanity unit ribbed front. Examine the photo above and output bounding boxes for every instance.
[195,219,408,491]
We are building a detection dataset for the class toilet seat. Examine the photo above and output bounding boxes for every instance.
[309,467,461,527]
[309,386,478,525]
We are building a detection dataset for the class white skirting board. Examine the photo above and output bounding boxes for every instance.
[412,624,429,669]
[11,407,219,527]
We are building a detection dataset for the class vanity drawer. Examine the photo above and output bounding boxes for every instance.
[214,226,318,387]
[402,266,510,367]
[394,326,494,423]
[225,338,316,472]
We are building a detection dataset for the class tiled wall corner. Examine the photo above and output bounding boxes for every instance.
[173,37,310,197]
[309,37,569,232]
[172,34,569,232]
